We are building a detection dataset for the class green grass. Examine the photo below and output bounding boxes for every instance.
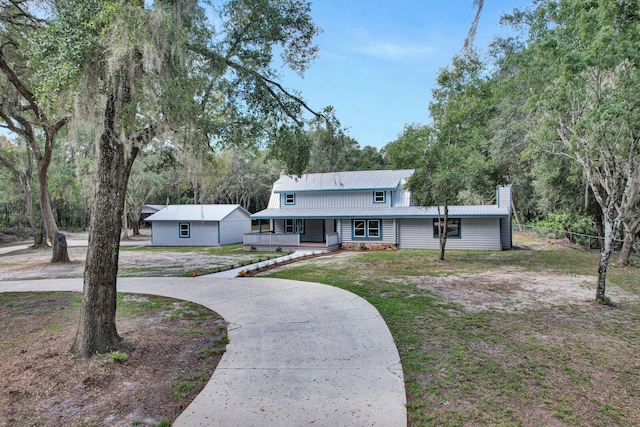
[198,336,230,358]
[172,372,208,400]
[107,350,128,363]
[116,294,176,317]
[263,242,640,426]
[121,243,274,257]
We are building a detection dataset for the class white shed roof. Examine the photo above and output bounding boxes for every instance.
[145,204,249,222]
[273,169,415,193]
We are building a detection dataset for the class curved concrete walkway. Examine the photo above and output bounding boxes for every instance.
[0,277,406,426]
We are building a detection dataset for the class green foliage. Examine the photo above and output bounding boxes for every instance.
[107,350,128,363]
[430,52,494,152]
[269,124,311,176]
[533,211,597,237]
[383,124,432,170]
[409,143,483,207]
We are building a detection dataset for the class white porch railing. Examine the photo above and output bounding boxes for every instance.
[326,232,339,246]
[243,232,300,247]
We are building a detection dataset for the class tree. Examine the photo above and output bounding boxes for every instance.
[619,177,640,266]
[0,1,71,261]
[503,0,640,302]
[0,135,38,238]
[33,0,323,357]
[409,143,479,260]
[383,124,432,170]
[125,153,163,236]
[213,147,279,211]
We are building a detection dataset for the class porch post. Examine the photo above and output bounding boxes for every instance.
[258,219,262,233]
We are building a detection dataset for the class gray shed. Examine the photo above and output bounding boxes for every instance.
[145,204,251,246]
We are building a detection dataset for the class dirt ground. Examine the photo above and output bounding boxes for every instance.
[0,231,266,280]
[412,268,639,312]
[263,237,639,313]
[0,291,226,427]
[0,232,232,426]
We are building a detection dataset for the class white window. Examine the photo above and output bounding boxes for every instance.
[285,193,295,205]
[368,220,380,237]
[179,223,190,238]
[373,191,385,203]
[352,219,382,240]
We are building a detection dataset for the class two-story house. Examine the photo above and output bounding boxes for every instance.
[243,169,512,252]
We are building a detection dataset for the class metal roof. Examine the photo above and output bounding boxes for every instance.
[140,204,167,214]
[273,169,415,193]
[251,205,510,219]
[145,204,249,222]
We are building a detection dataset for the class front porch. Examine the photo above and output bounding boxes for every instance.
[242,232,340,252]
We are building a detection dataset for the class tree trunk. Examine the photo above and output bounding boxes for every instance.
[38,163,70,263]
[121,202,129,240]
[511,197,522,232]
[596,218,615,302]
[193,180,200,205]
[618,218,640,267]
[438,204,449,261]
[71,80,138,358]
[594,211,604,251]
[24,179,37,241]
[131,209,141,235]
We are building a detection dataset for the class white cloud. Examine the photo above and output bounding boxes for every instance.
[353,40,435,61]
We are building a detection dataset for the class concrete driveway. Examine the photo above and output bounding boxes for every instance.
[0,276,407,426]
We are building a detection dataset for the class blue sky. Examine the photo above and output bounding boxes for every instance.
[282,0,533,149]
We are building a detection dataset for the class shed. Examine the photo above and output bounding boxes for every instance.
[145,204,251,246]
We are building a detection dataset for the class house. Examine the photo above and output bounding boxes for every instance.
[244,169,512,251]
[145,204,251,246]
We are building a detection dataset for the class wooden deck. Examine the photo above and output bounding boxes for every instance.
[242,242,340,253]
[243,232,340,252]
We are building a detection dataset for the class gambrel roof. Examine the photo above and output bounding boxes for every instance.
[273,169,415,193]
[145,204,249,222]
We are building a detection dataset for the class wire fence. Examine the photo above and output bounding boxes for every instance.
[512,223,625,252]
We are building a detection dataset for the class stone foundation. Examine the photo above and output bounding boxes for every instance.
[341,242,397,251]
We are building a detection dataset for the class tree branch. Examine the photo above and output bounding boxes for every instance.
[188,43,327,125]
[0,48,47,126]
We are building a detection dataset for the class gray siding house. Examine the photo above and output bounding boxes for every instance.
[245,169,512,251]
[146,204,251,246]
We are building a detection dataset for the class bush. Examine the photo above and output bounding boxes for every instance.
[533,211,598,247]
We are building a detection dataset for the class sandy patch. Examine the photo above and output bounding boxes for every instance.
[413,268,638,312]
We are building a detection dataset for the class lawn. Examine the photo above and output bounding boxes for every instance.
[263,235,640,426]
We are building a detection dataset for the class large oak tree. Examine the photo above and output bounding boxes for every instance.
[33,0,323,357]
[0,0,71,260]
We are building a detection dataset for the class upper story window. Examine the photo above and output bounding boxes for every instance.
[285,193,296,205]
[433,218,461,238]
[179,222,190,238]
[373,191,386,204]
